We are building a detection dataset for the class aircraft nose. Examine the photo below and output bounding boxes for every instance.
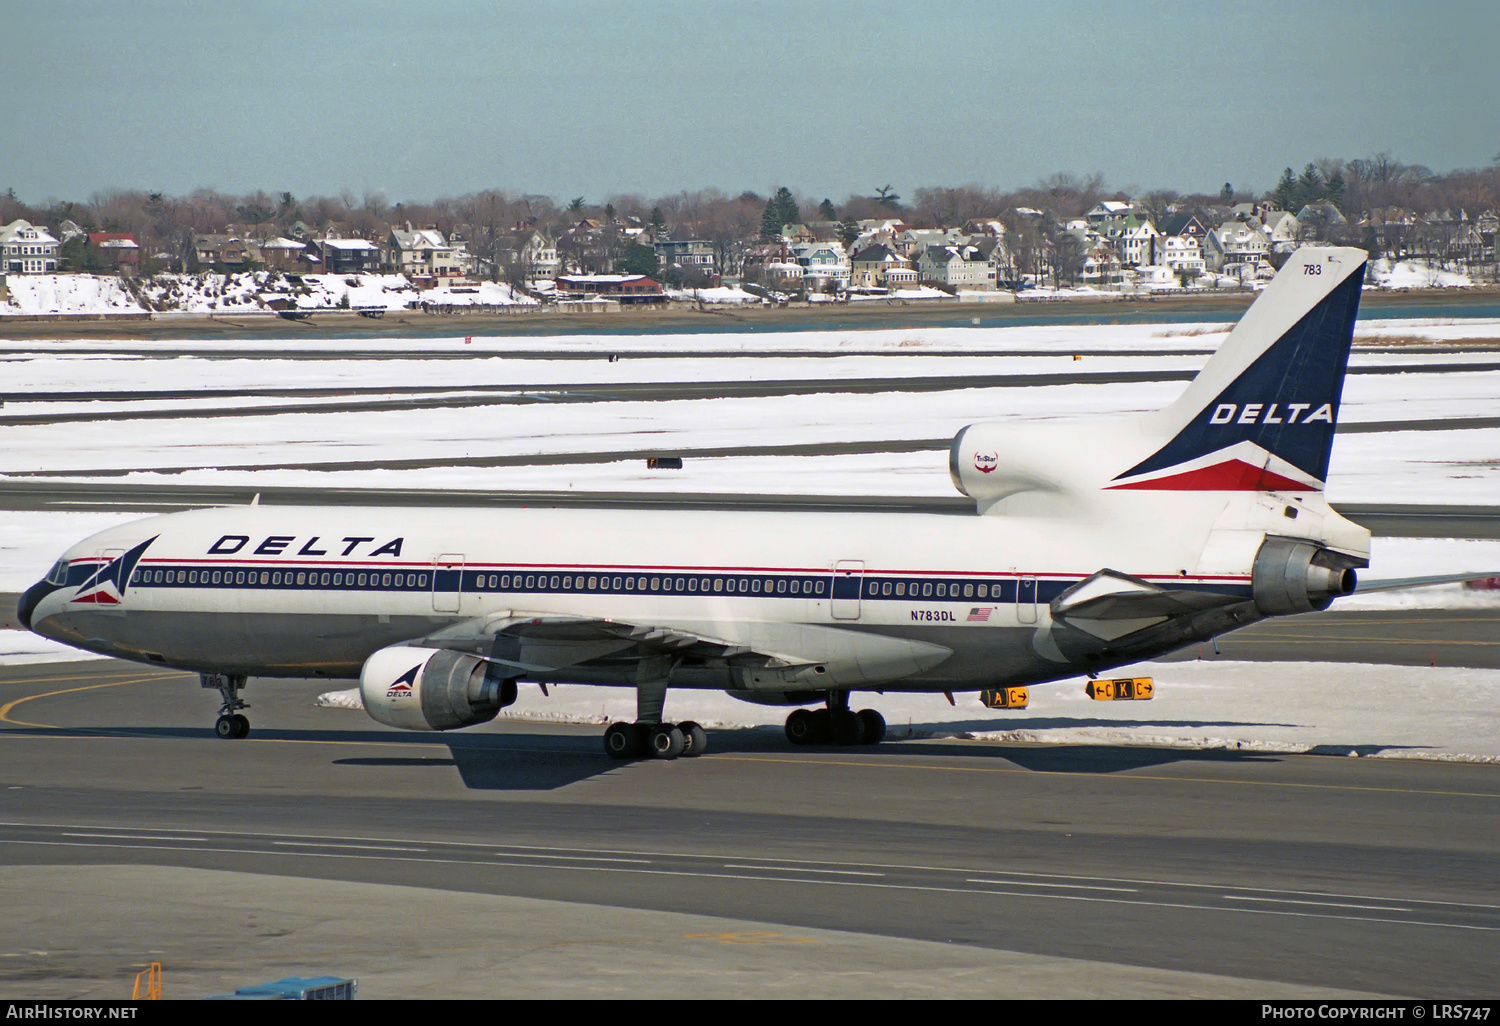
[16,579,54,632]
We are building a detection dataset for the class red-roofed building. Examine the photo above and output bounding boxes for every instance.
[555,274,666,304]
[88,233,141,274]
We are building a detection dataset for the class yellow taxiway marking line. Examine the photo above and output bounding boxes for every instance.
[0,670,440,750]
[0,675,178,729]
[0,668,182,687]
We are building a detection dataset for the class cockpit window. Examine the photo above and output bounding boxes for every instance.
[45,559,69,586]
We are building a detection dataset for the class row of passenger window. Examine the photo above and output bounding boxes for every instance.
[134,567,431,590]
[130,566,1018,601]
[471,573,828,596]
[863,578,1016,601]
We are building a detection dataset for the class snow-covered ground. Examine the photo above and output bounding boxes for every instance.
[1,354,1494,507]
[0,274,146,315]
[664,285,766,305]
[0,272,534,316]
[1366,258,1475,289]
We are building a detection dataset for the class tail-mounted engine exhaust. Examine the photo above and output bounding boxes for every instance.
[1252,536,1363,616]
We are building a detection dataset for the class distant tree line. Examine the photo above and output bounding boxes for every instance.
[3,151,1497,277]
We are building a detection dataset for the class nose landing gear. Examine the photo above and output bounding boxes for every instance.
[202,672,250,739]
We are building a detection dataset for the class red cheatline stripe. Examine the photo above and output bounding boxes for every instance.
[69,591,120,604]
[1106,459,1318,492]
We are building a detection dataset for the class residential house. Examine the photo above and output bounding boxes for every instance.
[316,237,382,275]
[851,219,905,252]
[653,238,714,278]
[1476,211,1498,261]
[1080,242,1123,284]
[1293,202,1348,242]
[742,240,805,286]
[87,232,140,274]
[188,234,251,271]
[1114,220,1161,268]
[1204,221,1271,275]
[1158,213,1209,243]
[386,226,465,279]
[848,243,910,289]
[916,244,994,290]
[555,274,666,304]
[558,221,623,274]
[493,228,559,281]
[803,221,845,243]
[1448,220,1487,264]
[894,227,965,258]
[1160,235,1205,277]
[967,234,1015,286]
[1,220,60,274]
[1360,208,1419,258]
[1261,210,1301,256]
[1086,201,1133,224]
[789,239,849,288]
[257,237,310,272]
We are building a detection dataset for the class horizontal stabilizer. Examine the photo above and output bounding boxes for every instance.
[1354,572,1500,594]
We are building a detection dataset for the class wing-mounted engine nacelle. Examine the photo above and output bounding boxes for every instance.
[359,645,517,731]
[1252,536,1362,616]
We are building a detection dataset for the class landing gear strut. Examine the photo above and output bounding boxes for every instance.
[202,672,250,739]
[785,691,885,747]
[602,672,707,762]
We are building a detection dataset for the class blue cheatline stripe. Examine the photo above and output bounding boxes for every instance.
[117,563,1254,603]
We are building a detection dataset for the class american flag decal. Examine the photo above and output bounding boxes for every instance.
[967,607,994,622]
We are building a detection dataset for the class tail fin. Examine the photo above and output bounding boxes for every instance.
[1108,246,1367,492]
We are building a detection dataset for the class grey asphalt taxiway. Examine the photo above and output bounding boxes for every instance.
[1,658,1497,999]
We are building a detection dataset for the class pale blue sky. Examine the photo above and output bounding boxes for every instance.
[6,0,1495,204]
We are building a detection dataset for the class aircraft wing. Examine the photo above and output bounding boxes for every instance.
[406,610,953,689]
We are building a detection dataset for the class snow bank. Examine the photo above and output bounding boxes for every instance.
[1367,259,1474,289]
[0,275,146,315]
[664,286,766,305]
[5,272,539,316]
[417,280,538,307]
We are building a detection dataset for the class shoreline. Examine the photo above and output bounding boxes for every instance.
[1,286,1497,341]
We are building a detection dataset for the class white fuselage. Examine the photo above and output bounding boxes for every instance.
[26,498,1265,691]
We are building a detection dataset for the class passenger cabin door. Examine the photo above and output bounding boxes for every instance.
[831,560,864,620]
[433,554,464,613]
[1017,576,1038,624]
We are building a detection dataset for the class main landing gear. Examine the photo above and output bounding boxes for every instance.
[603,673,707,762]
[202,672,250,739]
[603,720,708,761]
[785,691,885,747]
